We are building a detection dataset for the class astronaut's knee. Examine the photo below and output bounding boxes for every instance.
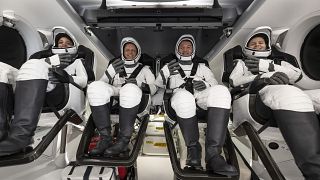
[263,85,314,112]
[207,85,231,109]
[87,81,113,106]
[171,89,196,118]
[120,83,142,108]
[17,59,50,81]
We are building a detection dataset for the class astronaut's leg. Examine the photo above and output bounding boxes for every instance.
[0,64,16,140]
[197,85,238,176]
[260,85,320,180]
[304,89,320,115]
[172,89,202,168]
[0,59,49,156]
[104,83,142,157]
[87,81,114,156]
[0,82,13,141]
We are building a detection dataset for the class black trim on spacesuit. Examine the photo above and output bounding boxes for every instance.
[104,70,112,84]
[177,58,209,94]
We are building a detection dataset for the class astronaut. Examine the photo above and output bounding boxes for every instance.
[87,37,156,157]
[229,26,320,179]
[154,34,238,176]
[0,28,88,156]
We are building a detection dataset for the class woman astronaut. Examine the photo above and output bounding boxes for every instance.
[229,26,320,179]
[87,37,156,157]
[0,28,88,156]
[154,34,238,176]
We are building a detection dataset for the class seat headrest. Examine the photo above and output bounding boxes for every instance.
[0,25,27,69]
[270,46,299,68]
[222,45,243,83]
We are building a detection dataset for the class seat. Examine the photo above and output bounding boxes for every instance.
[29,45,95,115]
[222,45,301,180]
[0,44,95,166]
[161,54,240,180]
[75,54,155,167]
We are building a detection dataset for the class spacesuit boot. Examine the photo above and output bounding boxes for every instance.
[205,107,238,176]
[0,79,47,156]
[89,103,113,156]
[0,82,13,141]
[177,115,202,169]
[274,110,320,180]
[104,104,139,157]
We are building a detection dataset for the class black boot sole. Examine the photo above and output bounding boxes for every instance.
[103,149,130,158]
[184,165,203,171]
[206,164,239,177]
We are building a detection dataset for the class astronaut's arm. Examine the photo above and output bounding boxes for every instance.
[258,59,302,83]
[229,60,257,87]
[201,65,218,87]
[142,67,157,95]
[154,66,170,89]
[274,61,302,83]
[72,59,88,88]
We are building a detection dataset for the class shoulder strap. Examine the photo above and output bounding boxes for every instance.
[190,62,199,77]
[177,67,186,79]
[129,64,144,79]
[177,61,200,79]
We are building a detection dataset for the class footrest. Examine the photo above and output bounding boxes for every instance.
[61,165,117,180]
[76,114,149,167]
[163,121,240,180]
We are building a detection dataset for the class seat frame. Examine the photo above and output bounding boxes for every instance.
[161,55,240,179]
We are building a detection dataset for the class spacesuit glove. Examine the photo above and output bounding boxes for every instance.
[58,53,74,68]
[167,59,181,75]
[193,80,207,91]
[111,58,125,74]
[141,82,151,94]
[48,68,60,84]
[249,76,269,94]
[52,68,73,83]
[268,72,289,85]
[244,55,259,74]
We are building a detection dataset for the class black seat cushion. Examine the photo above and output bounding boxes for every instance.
[0,26,27,69]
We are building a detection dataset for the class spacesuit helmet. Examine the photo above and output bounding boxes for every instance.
[121,37,141,65]
[243,26,272,58]
[175,34,196,61]
[51,26,78,56]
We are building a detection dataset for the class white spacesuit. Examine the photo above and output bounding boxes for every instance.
[87,37,156,157]
[229,26,320,179]
[0,27,88,156]
[154,34,238,176]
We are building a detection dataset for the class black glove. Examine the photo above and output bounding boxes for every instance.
[193,80,207,91]
[249,72,289,94]
[58,53,73,68]
[267,72,289,85]
[141,82,151,94]
[125,78,137,85]
[52,68,73,83]
[111,58,125,74]
[167,59,181,75]
[48,68,60,84]
[244,55,259,74]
